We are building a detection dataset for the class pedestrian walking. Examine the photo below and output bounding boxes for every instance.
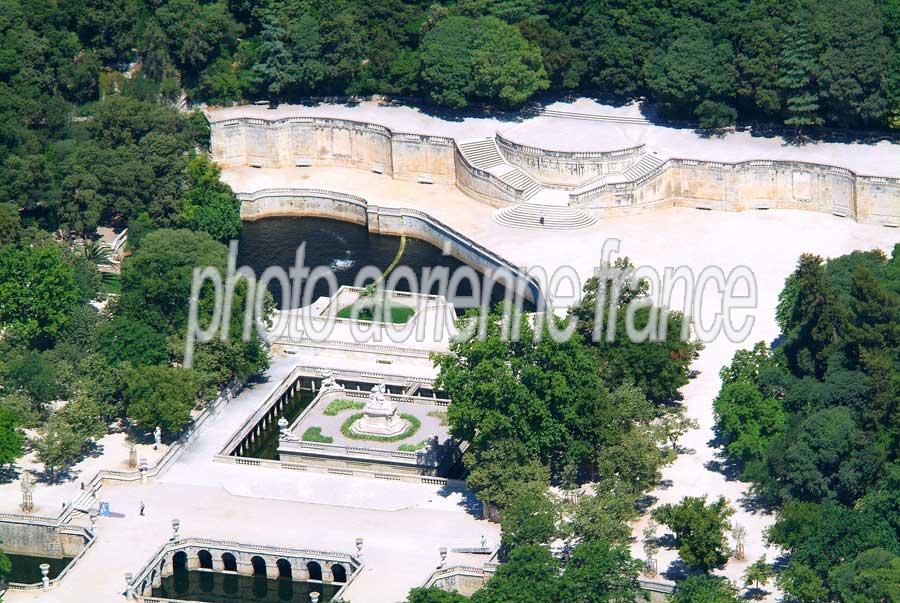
[139,500,145,516]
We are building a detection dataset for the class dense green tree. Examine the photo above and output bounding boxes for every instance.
[178,155,242,241]
[827,548,900,603]
[499,483,558,550]
[95,317,168,366]
[775,561,828,603]
[33,417,87,478]
[123,365,198,434]
[643,28,737,124]
[462,438,549,510]
[713,381,786,465]
[419,16,477,108]
[0,409,24,466]
[251,11,291,102]
[652,496,734,572]
[0,244,80,344]
[470,545,559,603]
[2,349,60,407]
[670,575,741,603]
[558,540,642,603]
[470,17,548,107]
[406,588,467,603]
[777,20,823,132]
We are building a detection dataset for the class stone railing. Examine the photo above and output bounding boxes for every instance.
[496,132,644,160]
[214,454,462,486]
[130,536,361,602]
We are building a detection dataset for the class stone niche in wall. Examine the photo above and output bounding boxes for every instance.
[792,170,813,201]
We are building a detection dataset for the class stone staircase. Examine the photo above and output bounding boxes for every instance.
[493,203,597,230]
[620,152,665,182]
[458,138,543,200]
[458,138,506,169]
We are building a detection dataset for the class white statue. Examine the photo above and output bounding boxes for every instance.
[153,426,162,450]
[350,383,409,437]
[321,370,338,391]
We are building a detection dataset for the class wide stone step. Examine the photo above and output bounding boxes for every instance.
[493,203,597,230]
[458,138,506,169]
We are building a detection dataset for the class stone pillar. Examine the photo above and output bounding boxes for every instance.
[323,563,334,584]
[296,563,310,581]
[152,571,162,588]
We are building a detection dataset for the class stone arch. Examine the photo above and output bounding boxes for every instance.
[173,551,187,572]
[306,560,322,581]
[221,552,238,572]
[198,550,213,570]
[276,558,292,579]
[251,555,267,576]
[331,563,347,583]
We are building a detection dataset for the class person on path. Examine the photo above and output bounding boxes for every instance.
[139,501,145,516]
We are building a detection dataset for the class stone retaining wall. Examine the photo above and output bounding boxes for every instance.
[571,158,900,226]
[0,517,86,558]
[209,116,456,184]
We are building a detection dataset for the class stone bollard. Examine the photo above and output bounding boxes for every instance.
[355,537,364,558]
[171,519,181,541]
[309,593,320,603]
[125,572,134,599]
[439,546,448,569]
[40,563,50,590]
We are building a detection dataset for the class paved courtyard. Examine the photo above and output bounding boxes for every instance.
[5,102,898,602]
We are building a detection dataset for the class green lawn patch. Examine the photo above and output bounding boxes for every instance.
[301,427,333,443]
[340,413,421,442]
[398,439,430,452]
[100,272,121,295]
[336,299,415,324]
[323,399,365,416]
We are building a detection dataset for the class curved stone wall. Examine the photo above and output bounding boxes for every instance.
[210,116,456,184]
[569,157,900,226]
[495,133,644,187]
[237,188,544,304]
[209,113,900,227]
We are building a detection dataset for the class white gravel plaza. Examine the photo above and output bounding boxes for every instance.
[5,100,898,603]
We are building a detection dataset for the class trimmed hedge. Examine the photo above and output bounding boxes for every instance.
[340,413,421,442]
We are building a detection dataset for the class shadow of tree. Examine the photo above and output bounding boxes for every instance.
[635,494,658,514]
[0,463,21,484]
[661,559,691,581]
[438,482,484,519]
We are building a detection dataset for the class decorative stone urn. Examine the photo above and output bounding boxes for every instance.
[350,383,410,437]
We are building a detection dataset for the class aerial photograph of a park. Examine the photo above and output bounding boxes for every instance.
[0,1,898,602]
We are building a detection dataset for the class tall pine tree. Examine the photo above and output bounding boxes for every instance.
[777,20,823,134]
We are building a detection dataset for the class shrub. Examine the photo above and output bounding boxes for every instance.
[323,399,365,416]
[340,413,421,442]
[301,427,333,443]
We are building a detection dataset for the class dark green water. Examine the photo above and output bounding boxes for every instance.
[5,554,73,584]
[238,217,533,312]
[241,389,316,459]
[153,570,341,602]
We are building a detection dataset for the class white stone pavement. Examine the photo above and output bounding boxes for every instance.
[222,163,898,598]
[7,143,898,602]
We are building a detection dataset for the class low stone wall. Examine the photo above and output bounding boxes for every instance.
[237,188,543,304]
[209,116,456,184]
[571,158,900,226]
[0,516,86,558]
[496,133,643,187]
